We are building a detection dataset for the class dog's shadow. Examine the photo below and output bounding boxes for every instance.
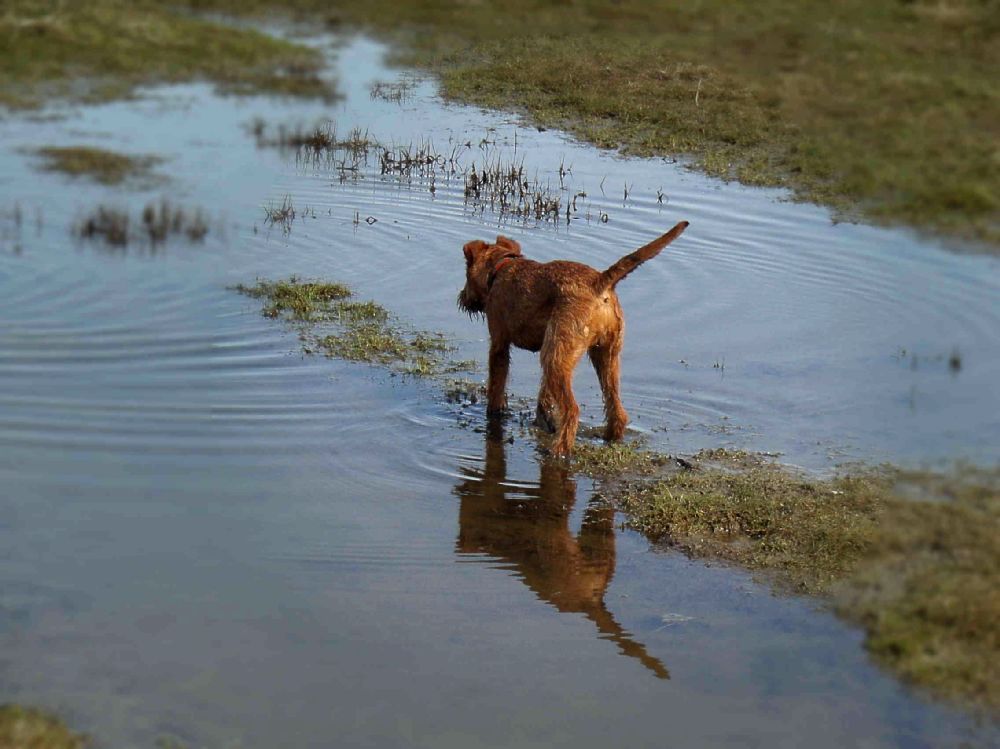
[453,434,669,679]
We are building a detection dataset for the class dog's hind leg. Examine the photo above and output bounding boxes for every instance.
[538,319,587,456]
[486,340,511,418]
[589,336,628,441]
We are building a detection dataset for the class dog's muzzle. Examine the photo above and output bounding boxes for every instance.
[457,288,484,316]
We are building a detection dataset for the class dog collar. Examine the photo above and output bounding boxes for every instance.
[487,254,519,290]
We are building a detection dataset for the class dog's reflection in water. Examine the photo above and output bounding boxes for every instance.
[454,436,668,679]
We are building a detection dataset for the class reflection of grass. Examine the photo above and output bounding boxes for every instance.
[0,1,334,108]
[0,705,87,749]
[34,146,164,185]
[235,277,455,376]
[186,0,997,246]
[574,441,1000,711]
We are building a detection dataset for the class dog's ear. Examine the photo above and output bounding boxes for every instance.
[463,240,486,265]
[495,236,521,255]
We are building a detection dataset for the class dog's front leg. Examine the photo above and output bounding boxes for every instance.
[486,341,511,418]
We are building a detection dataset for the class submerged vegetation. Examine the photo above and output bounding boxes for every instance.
[0,1,334,109]
[76,199,209,247]
[235,278,458,376]
[251,119,578,226]
[172,0,998,246]
[248,120,375,157]
[369,79,414,103]
[0,705,87,749]
[33,146,165,186]
[573,440,1000,711]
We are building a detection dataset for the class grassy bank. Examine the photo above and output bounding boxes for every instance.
[178,0,998,246]
[573,442,1000,712]
[0,1,334,108]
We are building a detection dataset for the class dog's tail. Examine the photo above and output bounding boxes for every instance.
[597,221,689,291]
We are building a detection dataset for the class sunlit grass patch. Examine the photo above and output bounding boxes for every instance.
[33,146,164,185]
[616,449,886,593]
[235,277,456,376]
[234,278,352,321]
[572,439,667,477]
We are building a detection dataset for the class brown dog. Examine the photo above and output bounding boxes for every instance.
[458,221,689,455]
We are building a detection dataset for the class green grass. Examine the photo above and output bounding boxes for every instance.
[236,278,352,320]
[235,277,458,376]
[0,705,87,749]
[573,440,1000,711]
[179,0,999,247]
[0,1,335,108]
[607,448,887,594]
[572,438,667,477]
[33,146,164,185]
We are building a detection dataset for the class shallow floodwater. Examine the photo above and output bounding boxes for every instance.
[1,35,997,748]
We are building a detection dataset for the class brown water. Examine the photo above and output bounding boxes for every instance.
[1,35,997,748]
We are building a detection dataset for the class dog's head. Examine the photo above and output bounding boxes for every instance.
[457,235,522,317]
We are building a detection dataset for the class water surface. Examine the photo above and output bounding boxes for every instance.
[0,34,997,748]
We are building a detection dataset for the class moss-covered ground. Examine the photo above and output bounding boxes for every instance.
[573,441,1000,711]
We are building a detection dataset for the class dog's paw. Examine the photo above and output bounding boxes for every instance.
[533,406,556,433]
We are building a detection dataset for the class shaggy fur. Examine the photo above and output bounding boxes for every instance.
[458,221,689,455]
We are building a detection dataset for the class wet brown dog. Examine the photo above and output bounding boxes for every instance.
[458,221,689,455]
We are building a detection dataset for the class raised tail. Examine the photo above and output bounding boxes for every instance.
[597,221,689,291]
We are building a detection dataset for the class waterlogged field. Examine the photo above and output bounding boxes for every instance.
[0,34,998,748]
